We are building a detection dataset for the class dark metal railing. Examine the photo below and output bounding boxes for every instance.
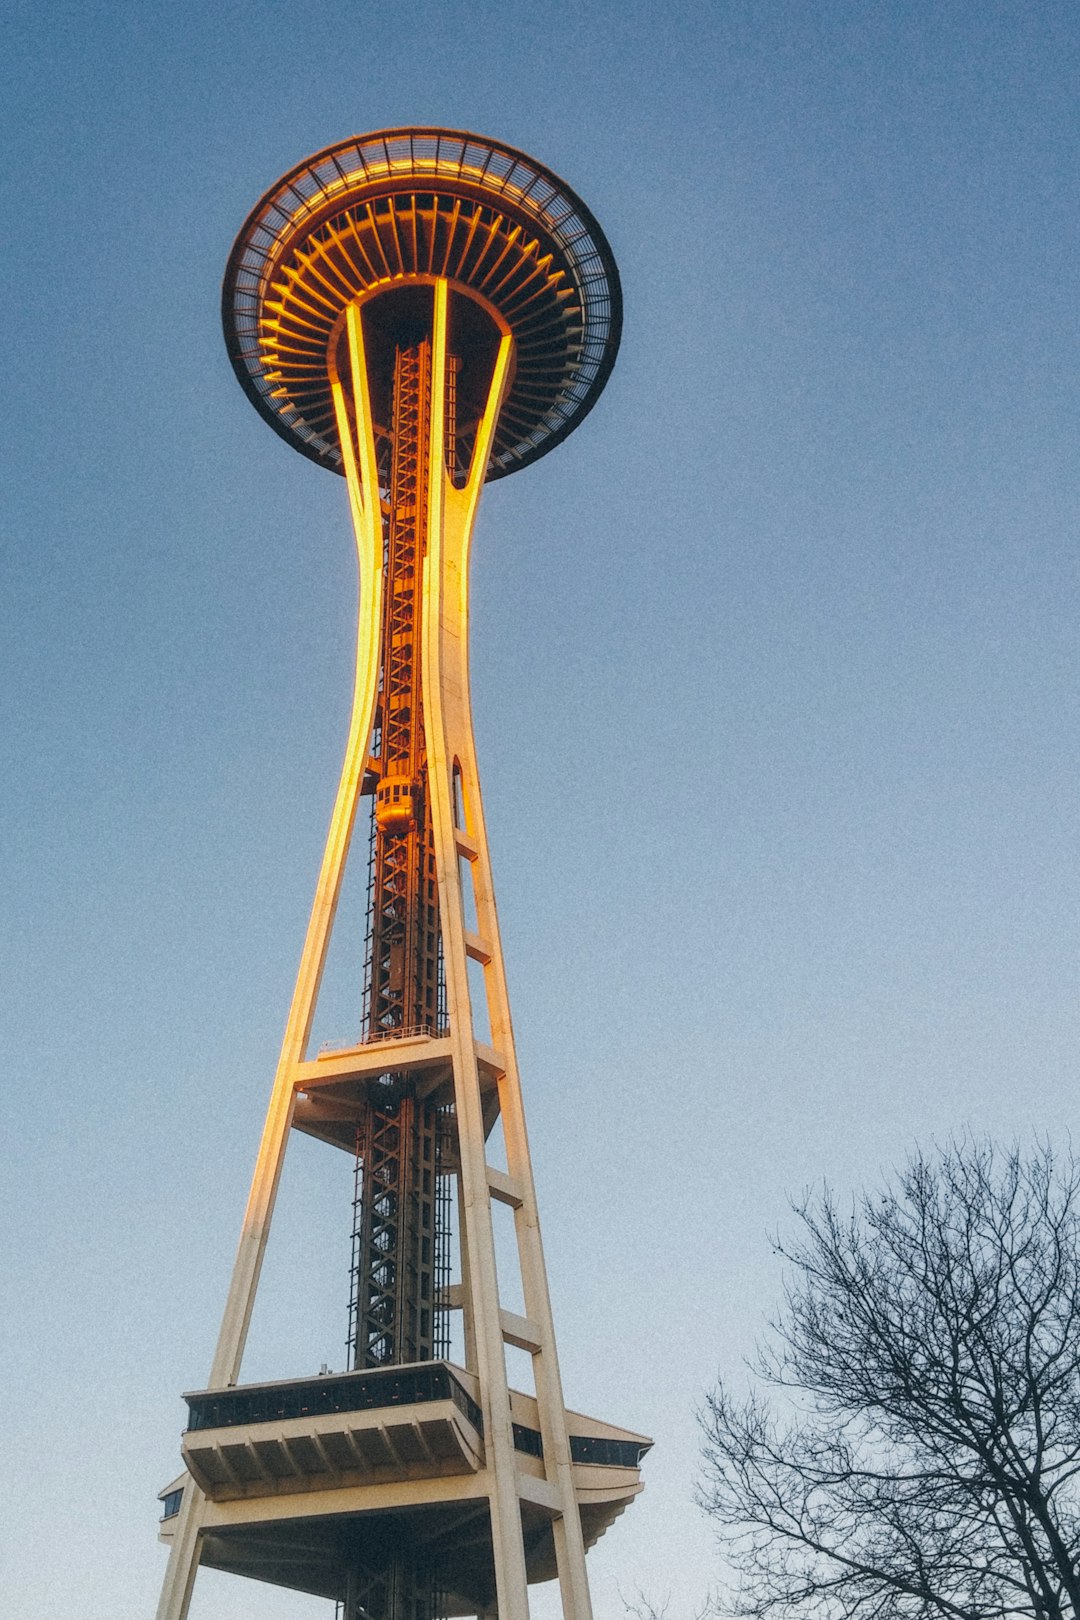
[185,1362,482,1435]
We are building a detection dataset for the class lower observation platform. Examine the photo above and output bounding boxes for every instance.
[159,1363,649,1611]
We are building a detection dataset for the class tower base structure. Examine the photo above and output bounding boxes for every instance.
[156,130,644,1620]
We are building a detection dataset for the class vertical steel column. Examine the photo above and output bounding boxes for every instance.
[155,298,388,1620]
[422,279,595,1620]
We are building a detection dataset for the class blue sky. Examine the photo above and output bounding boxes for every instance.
[3,3,1079,1616]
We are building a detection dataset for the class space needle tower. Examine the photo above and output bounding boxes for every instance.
[156,127,648,1620]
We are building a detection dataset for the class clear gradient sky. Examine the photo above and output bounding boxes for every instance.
[3,3,1079,1617]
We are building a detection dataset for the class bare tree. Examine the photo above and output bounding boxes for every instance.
[620,1586,716,1620]
[701,1143,1080,1620]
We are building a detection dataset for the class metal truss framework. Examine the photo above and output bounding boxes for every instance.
[157,129,643,1620]
[351,336,447,1374]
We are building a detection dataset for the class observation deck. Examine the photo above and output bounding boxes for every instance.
[160,1362,649,1613]
[222,127,621,479]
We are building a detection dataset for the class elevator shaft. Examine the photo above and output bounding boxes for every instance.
[349,333,451,1373]
[369,338,441,1042]
[340,1556,445,1620]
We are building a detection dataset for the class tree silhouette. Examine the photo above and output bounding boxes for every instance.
[701,1143,1080,1620]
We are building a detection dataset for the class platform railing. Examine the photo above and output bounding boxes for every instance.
[318,1021,450,1056]
[184,1361,481,1435]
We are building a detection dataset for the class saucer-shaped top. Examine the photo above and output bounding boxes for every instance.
[223,128,622,479]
